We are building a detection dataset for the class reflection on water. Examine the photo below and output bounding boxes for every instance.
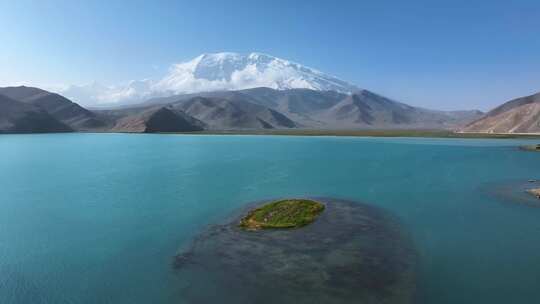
[174,198,417,304]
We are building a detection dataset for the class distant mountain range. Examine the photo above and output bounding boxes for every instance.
[134,87,483,130]
[462,92,540,133]
[4,52,537,134]
[0,85,485,133]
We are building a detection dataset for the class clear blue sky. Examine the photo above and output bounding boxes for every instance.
[1,0,539,110]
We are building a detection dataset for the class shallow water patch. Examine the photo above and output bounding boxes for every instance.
[480,179,540,207]
[173,197,417,304]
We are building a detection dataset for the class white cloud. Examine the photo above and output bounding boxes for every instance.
[58,52,358,106]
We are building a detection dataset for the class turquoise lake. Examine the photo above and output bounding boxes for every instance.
[1,133,540,303]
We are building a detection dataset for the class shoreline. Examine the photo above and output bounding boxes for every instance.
[180,130,540,139]
[2,129,540,139]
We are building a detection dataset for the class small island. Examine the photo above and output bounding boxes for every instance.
[528,188,540,199]
[520,144,540,152]
[239,198,325,230]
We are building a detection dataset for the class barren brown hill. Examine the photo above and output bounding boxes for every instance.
[0,94,72,133]
[0,86,107,130]
[111,106,204,133]
[170,96,297,129]
[463,92,540,133]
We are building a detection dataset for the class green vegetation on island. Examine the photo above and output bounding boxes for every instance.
[239,199,325,230]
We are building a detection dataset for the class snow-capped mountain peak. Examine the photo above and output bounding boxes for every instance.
[155,52,359,94]
[60,52,360,106]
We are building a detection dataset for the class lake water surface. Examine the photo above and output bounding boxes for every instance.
[1,134,539,303]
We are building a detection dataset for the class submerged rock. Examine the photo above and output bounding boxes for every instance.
[528,188,540,199]
[520,144,540,152]
[173,197,417,304]
[481,179,540,207]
